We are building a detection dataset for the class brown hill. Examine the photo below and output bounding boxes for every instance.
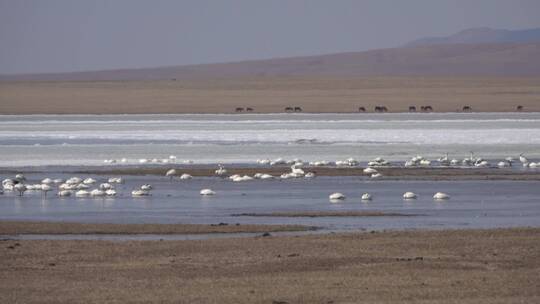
[1,43,539,81]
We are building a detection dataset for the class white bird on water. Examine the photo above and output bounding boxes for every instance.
[329,192,346,201]
[41,184,52,196]
[180,173,193,180]
[433,192,450,200]
[140,184,153,191]
[403,192,417,199]
[132,189,150,197]
[58,190,71,197]
[361,193,372,201]
[519,153,528,165]
[200,188,216,196]
[14,183,27,196]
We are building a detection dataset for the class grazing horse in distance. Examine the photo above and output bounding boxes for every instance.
[246,107,254,112]
[517,105,524,111]
[375,106,388,113]
[409,106,416,112]
[358,107,366,112]
[294,107,303,112]
[285,107,294,112]
[462,106,472,112]
[421,106,433,112]
[235,107,244,112]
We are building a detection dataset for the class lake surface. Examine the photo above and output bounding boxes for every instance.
[1,113,540,167]
[1,173,539,231]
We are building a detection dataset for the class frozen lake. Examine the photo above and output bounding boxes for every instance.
[1,113,540,167]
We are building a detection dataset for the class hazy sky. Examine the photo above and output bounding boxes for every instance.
[1,0,539,74]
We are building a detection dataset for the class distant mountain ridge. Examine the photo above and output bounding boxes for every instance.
[406,27,540,46]
[2,28,540,81]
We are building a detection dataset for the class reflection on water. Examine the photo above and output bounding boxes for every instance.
[1,173,539,231]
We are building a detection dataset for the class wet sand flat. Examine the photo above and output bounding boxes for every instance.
[71,166,540,180]
[1,228,539,303]
[0,221,311,235]
[232,211,418,217]
[1,76,540,114]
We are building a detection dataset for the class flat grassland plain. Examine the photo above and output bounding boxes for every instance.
[1,76,540,114]
[1,228,539,303]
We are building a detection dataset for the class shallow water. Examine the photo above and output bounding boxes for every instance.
[1,113,540,166]
[1,173,539,232]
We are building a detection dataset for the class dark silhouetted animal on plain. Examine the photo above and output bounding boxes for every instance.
[375,106,388,113]
[294,107,303,112]
[462,106,472,112]
[235,107,244,112]
[246,107,254,112]
[421,106,433,112]
[358,107,366,112]
[285,107,294,112]
[517,105,524,111]
[409,106,416,112]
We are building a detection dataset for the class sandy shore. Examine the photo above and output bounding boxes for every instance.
[1,76,540,114]
[0,221,312,235]
[69,166,540,181]
[1,227,538,303]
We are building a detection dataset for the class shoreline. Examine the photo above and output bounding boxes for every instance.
[2,165,540,180]
[1,227,538,303]
[0,221,313,235]
[75,166,540,180]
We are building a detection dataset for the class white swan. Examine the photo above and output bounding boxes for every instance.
[304,172,315,178]
[83,178,96,185]
[291,165,305,176]
[166,169,177,179]
[41,184,52,196]
[77,183,90,190]
[403,192,417,199]
[200,188,216,196]
[75,190,90,197]
[361,193,372,201]
[363,167,378,174]
[519,153,528,164]
[90,189,105,197]
[371,173,382,178]
[108,177,123,184]
[14,183,27,196]
[215,165,228,176]
[132,189,150,197]
[41,178,53,184]
[57,190,71,197]
[433,192,450,200]
[105,189,117,196]
[140,184,153,191]
[329,192,346,200]
[180,173,193,180]
[66,177,82,185]
[257,159,271,165]
[99,183,113,190]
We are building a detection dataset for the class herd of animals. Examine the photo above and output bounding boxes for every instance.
[232,105,526,113]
